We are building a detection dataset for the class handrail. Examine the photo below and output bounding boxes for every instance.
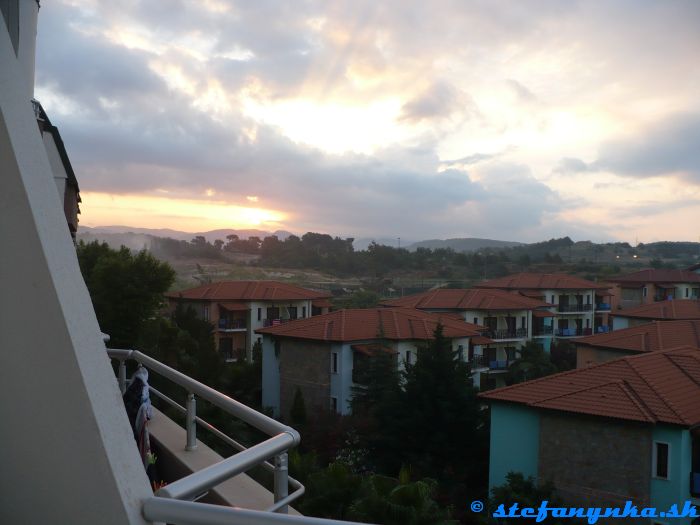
[143,498,369,525]
[107,348,308,520]
[109,349,297,439]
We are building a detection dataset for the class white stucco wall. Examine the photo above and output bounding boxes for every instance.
[0,22,151,524]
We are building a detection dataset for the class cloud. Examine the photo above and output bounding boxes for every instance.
[32,0,700,243]
[594,113,700,183]
[399,81,472,123]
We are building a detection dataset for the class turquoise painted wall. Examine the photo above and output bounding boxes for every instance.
[261,336,280,417]
[651,425,693,524]
[489,402,540,490]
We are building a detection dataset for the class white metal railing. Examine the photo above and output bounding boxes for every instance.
[108,349,364,525]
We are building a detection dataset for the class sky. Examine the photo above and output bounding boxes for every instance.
[35,0,700,243]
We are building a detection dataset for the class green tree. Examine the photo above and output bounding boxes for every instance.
[488,472,567,524]
[363,325,489,513]
[290,387,308,427]
[506,342,558,385]
[348,471,455,525]
[77,241,175,347]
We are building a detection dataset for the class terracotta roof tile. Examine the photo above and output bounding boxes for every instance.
[256,308,483,342]
[611,299,700,321]
[166,280,331,301]
[381,288,552,310]
[480,346,700,426]
[608,269,700,284]
[475,272,611,291]
[577,320,700,353]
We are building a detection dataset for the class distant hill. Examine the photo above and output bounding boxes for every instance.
[407,237,523,252]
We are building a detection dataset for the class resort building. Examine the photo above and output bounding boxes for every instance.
[481,346,700,522]
[256,308,489,417]
[166,280,331,361]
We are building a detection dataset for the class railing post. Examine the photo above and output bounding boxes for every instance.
[273,452,289,514]
[118,359,127,395]
[186,393,197,451]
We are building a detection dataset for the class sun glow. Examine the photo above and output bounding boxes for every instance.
[80,192,288,231]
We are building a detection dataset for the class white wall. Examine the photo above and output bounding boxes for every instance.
[0,23,151,524]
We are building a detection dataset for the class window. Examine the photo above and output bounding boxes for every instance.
[521,316,526,328]
[330,397,338,413]
[288,306,298,319]
[457,345,464,361]
[653,442,670,479]
[473,317,478,325]
[331,352,338,374]
[686,288,689,298]
[203,306,210,321]
[643,287,648,297]
[405,350,412,365]
[257,308,261,321]
[302,306,307,317]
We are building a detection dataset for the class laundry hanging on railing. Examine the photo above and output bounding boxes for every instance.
[123,366,153,469]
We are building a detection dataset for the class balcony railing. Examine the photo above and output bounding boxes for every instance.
[554,328,593,337]
[218,318,247,330]
[263,318,295,327]
[557,303,593,313]
[533,325,553,336]
[483,327,528,340]
[107,349,361,524]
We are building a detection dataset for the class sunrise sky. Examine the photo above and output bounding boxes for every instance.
[35,0,700,243]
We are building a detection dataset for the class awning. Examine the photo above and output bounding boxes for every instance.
[595,290,613,296]
[520,291,545,299]
[351,343,398,356]
[532,310,556,318]
[218,302,249,311]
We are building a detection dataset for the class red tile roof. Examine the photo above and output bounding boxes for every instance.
[480,346,700,426]
[381,288,552,311]
[351,343,397,355]
[256,308,486,342]
[166,281,331,301]
[576,320,700,353]
[475,272,610,291]
[608,269,700,284]
[612,300,700,321]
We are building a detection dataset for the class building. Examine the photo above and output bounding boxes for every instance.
[611,299,700,330]
[474,273,613,345]
[381,288,554,387]
[608,269,700,310]
[575,320,700,368]
[166,280,332,361]
[256,308,488,417]
[481,346,700,522]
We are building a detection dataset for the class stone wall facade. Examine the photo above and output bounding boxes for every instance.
[539,412,651,517]
[279,339,331,420]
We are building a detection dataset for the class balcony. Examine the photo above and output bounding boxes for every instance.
[470,354,510,371]
[554,328,593,337]
[218,318,247,330]
[557,303,593,313]
[263,318,294,327]
[483,327,528,340]
[106,349,361,524]
[533,325,553,336]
